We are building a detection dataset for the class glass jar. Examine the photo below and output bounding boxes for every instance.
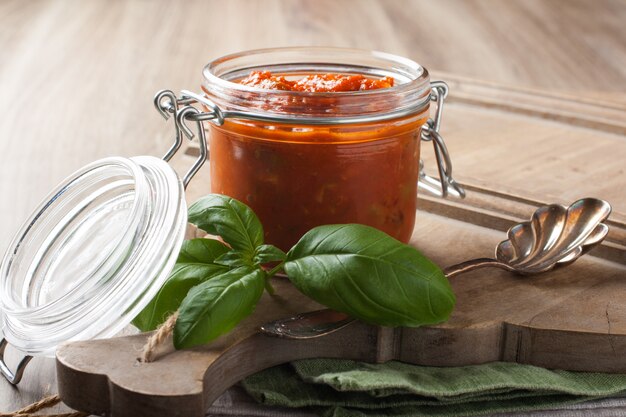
[0,110,208,384]
[197,47,463,250]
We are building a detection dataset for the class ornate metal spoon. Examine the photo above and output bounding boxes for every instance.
[261,198,611,339]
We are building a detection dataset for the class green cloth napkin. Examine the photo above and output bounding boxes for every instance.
[242,360,626,417]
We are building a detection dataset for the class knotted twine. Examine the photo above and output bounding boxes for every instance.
[0,394,87,417]
[139,311,179,362]
[3,312,180,416]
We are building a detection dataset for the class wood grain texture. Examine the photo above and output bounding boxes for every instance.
[54,210,626,417]
[1,0,625,414]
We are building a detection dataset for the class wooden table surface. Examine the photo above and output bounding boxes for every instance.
[1,0,625,414]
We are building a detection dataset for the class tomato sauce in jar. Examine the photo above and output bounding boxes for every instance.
[202,48,436,250]
[239,70,395,92]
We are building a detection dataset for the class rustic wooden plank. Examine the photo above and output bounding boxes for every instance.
[434,72,626,135]
[55,210,626,417]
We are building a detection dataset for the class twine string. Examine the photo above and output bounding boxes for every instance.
[140,311,179,363]
[0,394,89,417]
[4,312,180,416]
[14,395,61,414]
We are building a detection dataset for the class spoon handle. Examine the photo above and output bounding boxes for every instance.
[443,258,516,279]
[260,259,517,339]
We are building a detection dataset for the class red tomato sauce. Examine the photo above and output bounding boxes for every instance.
[239,71,395,92]
[205,72,426,251]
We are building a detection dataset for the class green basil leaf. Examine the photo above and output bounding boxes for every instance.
[284,224,455,327]
[174,267,266,349]
[214,250,253,267]
[188,194,264,255]
[176,237,230,264]
[132,239,229,331]
[253,244,287,265]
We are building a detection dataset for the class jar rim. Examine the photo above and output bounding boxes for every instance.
[201,47,432,121]
[204,47,429,96]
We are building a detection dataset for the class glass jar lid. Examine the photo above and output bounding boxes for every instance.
[0,156,187,356]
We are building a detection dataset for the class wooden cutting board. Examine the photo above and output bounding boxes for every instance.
[55,75,626,417]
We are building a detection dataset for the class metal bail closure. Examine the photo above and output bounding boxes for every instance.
[153,90,208,189]
[175,106,208,188]
[0,337,32,385]
[419,81,465,199]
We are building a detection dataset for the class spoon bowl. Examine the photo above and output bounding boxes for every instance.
[495,198,611,274]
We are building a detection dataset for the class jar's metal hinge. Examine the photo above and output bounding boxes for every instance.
[0,337,32,385]
[154,90,209,190]
[419,82,465,199]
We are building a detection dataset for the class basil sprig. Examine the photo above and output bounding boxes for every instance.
[133,194,455,349]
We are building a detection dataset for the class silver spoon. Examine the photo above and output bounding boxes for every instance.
[261,198,611,339]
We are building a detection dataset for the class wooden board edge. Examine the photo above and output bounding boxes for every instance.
[417,183,626,265]
[56,323,384,417]
[431,71,626,111]
[431,71,626,135]
[505,325,626,373]
[400,321,626,373]
[57,317,626,417]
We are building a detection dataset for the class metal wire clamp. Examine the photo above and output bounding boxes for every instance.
[0,337,32,385]
[420,82,465,198]
[154,90,208,189]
